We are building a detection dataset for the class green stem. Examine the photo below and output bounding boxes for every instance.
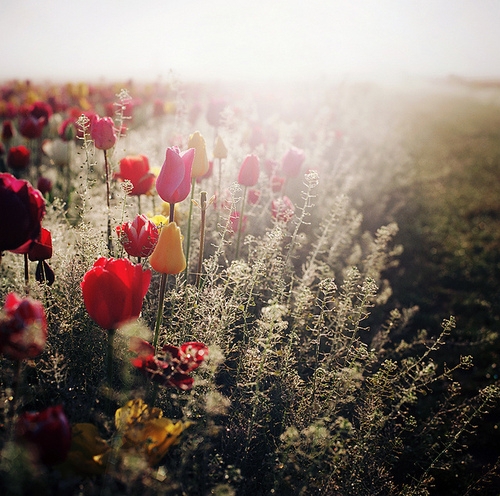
[196,191,208,288]
[235,185,247,259]
[107,329,115,386]
[104,150,113,257]
[153,273,167,350]
[23,253,29,295]
[184,178,196,278]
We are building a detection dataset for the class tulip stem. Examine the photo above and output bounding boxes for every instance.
[104,150,113,256]
[107,329,115,386]
[196,191,208,288]
[23,253,29,294]
[153,273,167,350]
[184,178,196,279]
[8,359,23,422]
[235,186,247,259]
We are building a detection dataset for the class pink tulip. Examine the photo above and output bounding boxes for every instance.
[89,115,117,150]
[281,146,305,178]
[156,146,195,204]
[237,154,260,187]
[271,196,295,223]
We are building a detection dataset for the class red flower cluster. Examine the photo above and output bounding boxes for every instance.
[130,337,208,390]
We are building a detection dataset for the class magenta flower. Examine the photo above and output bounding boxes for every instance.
[155,146,195,204]
[116,214,159,258]
[237,154,260,187]
[130,337,209,391]
[281,146,305,178]
[89,115,117,150]
[0,292,47,360]
[0,173,45,252]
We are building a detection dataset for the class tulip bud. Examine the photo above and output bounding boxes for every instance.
[117,214,159,258]
[237,154,260,187]
[7,145,30,171]
[188,131,209,178]
[281,146,305,178]
[149,221,186,275]
[89,115,117,150]
[213,135,228,159]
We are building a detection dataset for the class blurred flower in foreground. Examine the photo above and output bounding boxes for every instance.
[130,337,208,391]
[115,154,155,196]
[0,172,45,252]
[115,398,191,466]
[89,115,117,150]
[16,405,71,466]
[156,146,195,204]
[116,214,159,258]
[149,221,186,274]
[0,292,47,360]
[81,257,151,330]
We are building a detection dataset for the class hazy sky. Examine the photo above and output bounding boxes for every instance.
[1,0,499,84]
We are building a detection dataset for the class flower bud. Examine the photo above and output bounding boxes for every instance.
[237,154,260,187]
[188,131,209,178]
[149,221,186,275]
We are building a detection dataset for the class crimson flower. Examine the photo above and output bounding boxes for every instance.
[155,146,195,204]
[130,337,208,391]
[7,145,30,171]
[36,176,53,196]
[116,214,159,258]
[29,101,53,125]
[1,120,15,141]
[0,173,45,252]
[81,257,151,330]
[237,154,260,187]
[16,405,71,465]
[19,115,45,139]
[281,146,305,178]
[89,115,117,150]
[115,155,155,196]
[0,292,47,360]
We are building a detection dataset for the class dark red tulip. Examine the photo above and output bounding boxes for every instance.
[0,173,45,252]
[7,145,30,170]
[19,114,45,139]
[0,292,47,360]
[115,155,155,196]
[16,405,71,465]
[29,101,53,125]
[1,120,15,141]
[81,257,151,330]
[36,176,53,196]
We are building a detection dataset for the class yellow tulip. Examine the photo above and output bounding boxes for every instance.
[149,221,186,274]
[213,135,228,159]
[188,130,209,178]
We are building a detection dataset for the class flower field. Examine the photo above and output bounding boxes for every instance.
[0,77,499,495]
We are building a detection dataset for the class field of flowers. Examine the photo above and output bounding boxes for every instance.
[0,77,499,495]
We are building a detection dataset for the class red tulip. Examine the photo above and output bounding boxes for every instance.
[7,145,30,170]
[116,214,159,258]
[81,257,151,330]
[156,146,195,204]
[16,405,71,465]
[36,176,53,195]
[29,101,53,125]
[19,115,45,139]
[89,115,117,150]
[0,292,47,360]
[281,146,305,178]
[130,337,208,390]
[0,173,45,252]
[248,188,261,205]
[1,120,15,141]
[11,227,52,261]
[229,211,247,233]
[237,154,260,187]
[271,196,295,222]
[115,155,155,196]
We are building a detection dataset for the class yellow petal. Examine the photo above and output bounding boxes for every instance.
[149,222,186,274]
